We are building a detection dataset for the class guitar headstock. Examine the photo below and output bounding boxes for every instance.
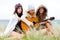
[50,17,55,20]
[43,17,55,22]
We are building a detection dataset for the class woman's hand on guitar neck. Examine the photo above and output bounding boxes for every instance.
[28,22,34,27]
[47,20,51,23]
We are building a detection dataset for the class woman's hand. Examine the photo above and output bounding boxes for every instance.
[18,17,21,21]
[47,20,51,23]
[28,22,34,27]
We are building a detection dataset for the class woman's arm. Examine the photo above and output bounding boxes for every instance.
[20,15,33,27]
[3,14,18,36]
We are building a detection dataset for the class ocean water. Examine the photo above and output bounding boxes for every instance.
[0,20,9,32]
[51,20,60,24]
[0,20,9,25]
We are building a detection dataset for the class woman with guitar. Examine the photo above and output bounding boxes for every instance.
[21,5,39,34]
[36,5,54,35]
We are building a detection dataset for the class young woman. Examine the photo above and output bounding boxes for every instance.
[26,5,39,29]
[25,5,36,17]
[36,5,54,35]
[2,3,33,38]
[21,5,36,34]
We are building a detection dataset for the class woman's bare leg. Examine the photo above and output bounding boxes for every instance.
[46,23,54,35]
[10,31,25,39]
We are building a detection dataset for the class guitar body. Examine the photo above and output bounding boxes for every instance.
[21,17,39,33]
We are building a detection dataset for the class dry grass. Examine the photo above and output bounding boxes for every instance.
[0,23,60,40]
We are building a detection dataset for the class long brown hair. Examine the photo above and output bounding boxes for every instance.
[14,3,23,17]
[36,6,47,22]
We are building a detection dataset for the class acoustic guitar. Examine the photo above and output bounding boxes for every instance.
[21,17,39,33]
[21,17,55,33]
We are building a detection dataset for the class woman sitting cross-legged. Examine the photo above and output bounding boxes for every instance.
[36,5,54,35]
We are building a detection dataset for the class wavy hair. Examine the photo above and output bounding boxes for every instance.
[36,6,47,22]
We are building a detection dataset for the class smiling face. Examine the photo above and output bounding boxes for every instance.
[39,8,44,14]
[28,9,35,15]
[17,7,22,14]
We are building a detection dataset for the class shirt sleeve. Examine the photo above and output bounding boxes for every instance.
[21,14,32,26]
[3,14,18,35]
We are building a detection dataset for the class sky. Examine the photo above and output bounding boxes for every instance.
[0,0,60,20]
